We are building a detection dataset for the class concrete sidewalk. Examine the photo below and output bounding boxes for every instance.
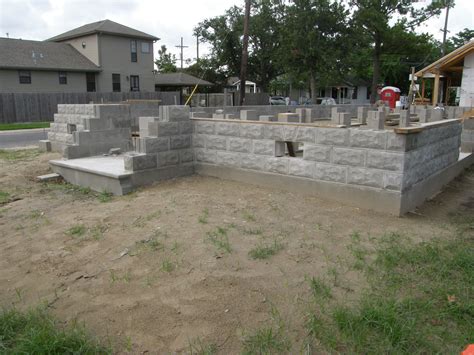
[0,128,49,149]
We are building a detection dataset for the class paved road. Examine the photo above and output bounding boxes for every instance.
[0,128,49,149]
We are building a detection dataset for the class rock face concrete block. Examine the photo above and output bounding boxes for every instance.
[316,128,349,146]
[314,163,347,183]
[350,129,387,149]
[150,122,179,137]
[170,135,191,150]
[241,155,267,170]
[295,127,316,143]
[303,144,332,162]
[289,159,314,178]
[195,122,215,134]
[140,137,169,153]
[347,167,383,188]
[216,151,241,167]
[266,157,289,174]
[124,153,157,171]
[332,148,365,166]
[215,122,240,136]
[180,149,194,163]
[228,137,252,153]
[367,151,404,171]
[206,135,227,150]
[157,151,180,167]
[179,121,194,134]
[195,148,217,163]
[253,140,276,156]
[240,124,264,139]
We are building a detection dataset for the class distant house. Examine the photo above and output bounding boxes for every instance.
[0,19,159,93]
[415,40,473,106]
[154,72,213,104]
[226,77,260,93]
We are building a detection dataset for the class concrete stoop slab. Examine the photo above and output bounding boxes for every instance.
[50,155,194,195]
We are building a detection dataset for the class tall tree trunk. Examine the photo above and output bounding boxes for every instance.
[310,70,317,100]
[370,34,381,104]
[239,0,251,106]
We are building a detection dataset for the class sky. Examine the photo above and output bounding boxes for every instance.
[0,0,472,66]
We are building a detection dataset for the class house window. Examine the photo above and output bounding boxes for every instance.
[19,70,31,84]
[131,40,137,62]
[141,42,150,53]
[59,71,67,85]
[130,75,139,91]
[112,73,121,92]
[86,72,96,92]
[352,86,358,100]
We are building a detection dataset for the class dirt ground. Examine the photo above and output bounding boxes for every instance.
[0,150,473,353]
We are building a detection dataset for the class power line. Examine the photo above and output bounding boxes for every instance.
[175,37,189,69]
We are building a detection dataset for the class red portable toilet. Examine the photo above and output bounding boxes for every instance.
[380,86,401,109]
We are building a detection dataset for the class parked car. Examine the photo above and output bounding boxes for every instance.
[269,96,287,105]
[315,97,336,105]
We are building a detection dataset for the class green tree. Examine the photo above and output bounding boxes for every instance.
[445,28,474,53]
[155,45,177,73]
[281,0,349,99]
[350,0,447,103]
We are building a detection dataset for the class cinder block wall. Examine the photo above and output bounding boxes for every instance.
[192,119,462,194]
[462,118,474,152]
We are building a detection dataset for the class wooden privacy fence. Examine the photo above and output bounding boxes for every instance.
[0,91,180,123]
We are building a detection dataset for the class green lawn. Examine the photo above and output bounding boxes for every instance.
[0,122,50,131]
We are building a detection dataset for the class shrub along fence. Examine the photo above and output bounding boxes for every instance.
[0,91,180,123]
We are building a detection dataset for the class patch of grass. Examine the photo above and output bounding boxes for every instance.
[0,149,41,162]
[65,224,86,237]
[0,191,10,204]
[161,259,174,273]
[131,236,164,256]
[89,223,108,240]
[242,326,291,355]
[206,226,232,254]
[242,227,263,235]
[0,122,50,130]
[198,208,209,224]
[305,227,474,353]
[242,210,256,222]
[44,181,93,199]
[97,191,113,203]
[187,337,217,355]
[109,269,131,284]
[248,240,283,260]
[0,306,110,353]
[309,277,332,301]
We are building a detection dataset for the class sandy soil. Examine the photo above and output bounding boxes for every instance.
[0,150,472,353]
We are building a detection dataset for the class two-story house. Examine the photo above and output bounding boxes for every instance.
[0,20,159,93]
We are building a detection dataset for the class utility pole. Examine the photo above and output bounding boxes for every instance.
[175,37,188,70]
[196,34,200,61]
[239,0,251,106]
[441,0,451,56]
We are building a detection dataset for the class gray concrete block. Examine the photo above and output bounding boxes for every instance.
[240,124,264,139]
[288,159,314,178]
[141,137,169,153]
[263,125,285,140]
[350,129,387,149]
[228,137,252,153]
[347,167,383,188]
[399,110,410,127]
[295,127,316,143]
[212,113,225,119]
[216,151,241,167]
[180,149,194,163]
[275,141,286,157]
[215,122,240,136]
[195,121,215,134]
[149,122,179,137]
[170,135,191,150]
[418,109,430,123]
[386,133,407,151]
[157,151,179,167]
[259,115,276,122]
[431,109,444,121]
[253,140,276,156]
[179,121,194,134]
[192,134,206,148]
[340,113,351,127]
[357,107,369,124]
[241,154,267,171]
[331,107,340,124]
[463,119,474,130]
[94,104,130,120]
[225,114,236,119]
[367,111,385,130]
[206,135,227,150]
[124,153,157,171]
[367,151,404,171]
[315,128,349,146]
[332,148,366,166]
[191,112,208,118]
[383,173,403,191]
[139,116,156,131]
[240,110,258,120]
[314,163,347,183]
[195,148,217,163]
[304,108,314,123]
[295,108,306,123]
[265,157,290,174]
[159,105,190,121]
[303,144,332,162]
[38,140,51,152]
[278,113,299,123]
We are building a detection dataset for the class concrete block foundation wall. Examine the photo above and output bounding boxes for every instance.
[46,104,132,159]
[462,118,474,152]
